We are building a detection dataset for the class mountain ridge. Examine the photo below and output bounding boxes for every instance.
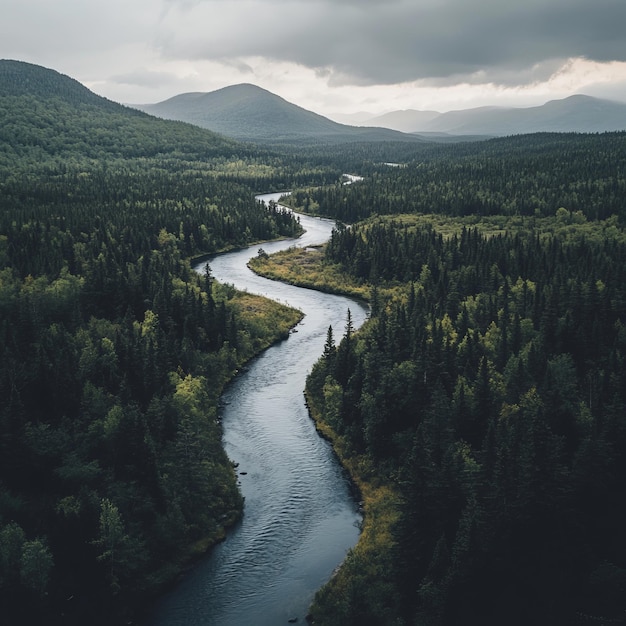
[134,83,428,145]
[136,85,626,143]
[361,94,626,135]
[4,59,623,143]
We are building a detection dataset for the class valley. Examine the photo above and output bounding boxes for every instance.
[1,59,626,625]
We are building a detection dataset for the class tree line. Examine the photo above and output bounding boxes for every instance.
[286,132,626,223]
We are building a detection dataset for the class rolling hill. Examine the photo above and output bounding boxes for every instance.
[0,59,241,163]
[363,94,626,136]
[134,83,426,144]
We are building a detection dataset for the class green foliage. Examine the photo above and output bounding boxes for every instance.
[287,133,626,223]
[19,538,54,597]
[5,59,626,626]
[307,215,626,625]
[0,62,309,625]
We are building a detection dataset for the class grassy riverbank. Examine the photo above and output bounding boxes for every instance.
[248,245,371,300]
[136,284,303,621]
[248,243,405,624]
[305,390,403,625]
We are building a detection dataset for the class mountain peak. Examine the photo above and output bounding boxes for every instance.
[135,84,425,145]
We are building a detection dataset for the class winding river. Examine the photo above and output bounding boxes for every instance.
[146,193,368,625]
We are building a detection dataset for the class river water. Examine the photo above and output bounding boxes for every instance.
[146,193,368,625]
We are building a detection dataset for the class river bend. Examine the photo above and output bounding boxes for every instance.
[147,193,368,625]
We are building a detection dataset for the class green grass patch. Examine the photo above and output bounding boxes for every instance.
[356,211,626,243]
[248,245,371,300]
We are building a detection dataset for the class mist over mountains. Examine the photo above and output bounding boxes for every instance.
[363,94,626,136]
[134,84,427,145]
[2,58,624,147]
[136,85,626,143]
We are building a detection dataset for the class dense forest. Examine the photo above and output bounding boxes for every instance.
[0,61,313,624]
[305,212,626,624]
[285,132,626,223]
[3,58,626,626]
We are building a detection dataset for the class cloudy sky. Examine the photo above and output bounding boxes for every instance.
[2,0,626,119]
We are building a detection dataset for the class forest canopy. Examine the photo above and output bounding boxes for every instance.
[3,59,626,626]
[0,63,308,625]
[305,207,626,625]
[284,132,626,223]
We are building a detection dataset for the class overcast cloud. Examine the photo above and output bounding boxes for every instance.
[2,0,626,115]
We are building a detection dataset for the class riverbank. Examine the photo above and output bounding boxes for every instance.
[304,379,402,625]
[137,282,303,624]
[247,244,405,624]
[147,209,367,626]
[247,245,372,301]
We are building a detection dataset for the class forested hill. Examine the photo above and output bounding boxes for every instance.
[0,59,244,163]
[307,214,626,624]
[0,61,307,625]
[134,83,428,145]
[0,59,116,106]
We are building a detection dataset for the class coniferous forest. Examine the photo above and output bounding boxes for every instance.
[0,61,309,625]
[2,60,626,625]
[305,216,626,625]
[291,148,626,623]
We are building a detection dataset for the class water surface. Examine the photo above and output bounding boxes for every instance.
[147,194,368,625]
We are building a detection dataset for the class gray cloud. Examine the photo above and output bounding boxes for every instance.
[2,0,626,110]
[158,0,626,86]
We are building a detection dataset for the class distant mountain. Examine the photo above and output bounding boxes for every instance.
[134,84,426,144]
[140,85,625,143]
[368,95,626,136]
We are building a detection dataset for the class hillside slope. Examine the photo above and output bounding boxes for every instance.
[0,60,243,164]
[135,83,426,144]
[0,58,116,106]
